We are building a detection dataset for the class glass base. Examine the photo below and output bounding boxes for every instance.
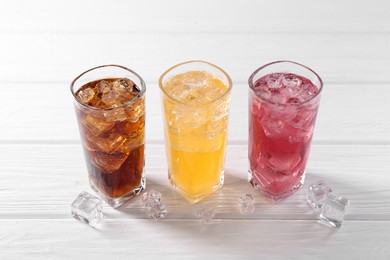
[168,171,224,204]
[90,176,145,208]
[248,169,304,202]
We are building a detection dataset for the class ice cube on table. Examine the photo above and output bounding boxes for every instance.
[195,208,216,224]
[71,191,103,227]
[141,190,162,208]
[141,190,167,220]
[148,202,168,220]
[238,194,255,214]
[307,180,333,211]
[319,193,350,228]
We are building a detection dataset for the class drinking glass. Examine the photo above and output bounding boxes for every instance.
[159,61,232,203]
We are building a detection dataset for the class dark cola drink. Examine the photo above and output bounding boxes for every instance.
[71,65,146,208]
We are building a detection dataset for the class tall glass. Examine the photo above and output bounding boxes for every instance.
[248,61,323,201]
[70,65,146,208]
[159,61,232,203]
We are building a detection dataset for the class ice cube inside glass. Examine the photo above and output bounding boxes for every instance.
[70,65,146,208]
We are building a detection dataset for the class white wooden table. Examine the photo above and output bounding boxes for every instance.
[1,1,389,259]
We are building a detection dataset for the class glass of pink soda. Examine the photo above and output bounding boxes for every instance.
[248,61,323,201]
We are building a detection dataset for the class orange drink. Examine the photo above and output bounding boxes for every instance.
[159,61,232,203]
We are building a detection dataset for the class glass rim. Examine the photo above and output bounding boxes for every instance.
[158,60,233,107]
[70,64,146,111]
[248,60,323,106]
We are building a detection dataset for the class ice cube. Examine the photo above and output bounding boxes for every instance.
[119,130,144,153]
[166,71,228,105]
[306,180,333,211]
[166,78,193,101]
[255,88,271,101]
[126,99,145,123]
[112,80,126,92]
[101,87,121,107]
[273,106,298,122]
[176,108,207,129]
[268,81,282,89]
[183,72,207,88]
[266,73,283,89]
[238,194,255,214]
[84,115,115,136]
[103,108,128,122]
[71,191,103,227]
[141,190,162,208]
[204,77,228,101]
[282,74,302,89]
[195,208,215,224]
[147,202,168,220]
[93,134,128,154]
[319,193,350,228]
[141,190,167,220]
[291,109,317,130]
[91,151,128,173]
[114,78,135,91]
[261,106,298,137]
[300,83,318,101]
[100,78,135,108]
[96,80,110,94]
[77,87,96,104]
[205,117,228,140]
[261,118,284,137]
[268,155,301,173]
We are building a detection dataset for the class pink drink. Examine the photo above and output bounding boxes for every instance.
[248,61,323,200]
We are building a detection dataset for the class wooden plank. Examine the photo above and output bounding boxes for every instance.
[0,33,389,83]
[1,0,389,33]
[0,144,389,220]
[1,219,389,259]
[0,83,388,143]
